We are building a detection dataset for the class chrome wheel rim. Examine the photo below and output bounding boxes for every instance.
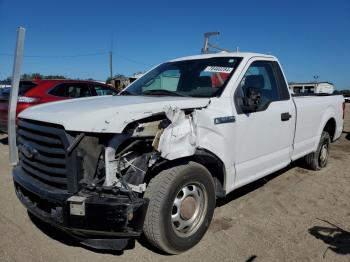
[319,143,329,166]
[171,183,207,237]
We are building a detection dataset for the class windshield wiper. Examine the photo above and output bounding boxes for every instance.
[142,89,188,97]
[117,90,136,96]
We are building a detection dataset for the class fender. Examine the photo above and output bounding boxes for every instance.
[316,106,337,149]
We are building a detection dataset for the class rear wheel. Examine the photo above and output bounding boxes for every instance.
[305,131,331,170]
[143,162,216,254]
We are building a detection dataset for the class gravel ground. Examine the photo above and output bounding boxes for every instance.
[0,106,349,262]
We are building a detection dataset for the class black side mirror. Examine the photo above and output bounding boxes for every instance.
[241,87,261,113]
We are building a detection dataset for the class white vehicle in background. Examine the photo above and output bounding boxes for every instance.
[12,52,345,254]
[289,82,334,94]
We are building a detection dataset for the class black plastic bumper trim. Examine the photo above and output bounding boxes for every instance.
[13,166,71,203]
[13,167,148,250]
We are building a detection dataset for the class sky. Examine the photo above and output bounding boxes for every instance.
[0,0,349,89]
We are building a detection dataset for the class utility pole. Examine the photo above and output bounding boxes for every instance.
[314,75,319,91]
[109,50,113,80]
[109,34,114,81]
[313,75,319,84]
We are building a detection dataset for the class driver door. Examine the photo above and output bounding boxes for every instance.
[233,59,296,187]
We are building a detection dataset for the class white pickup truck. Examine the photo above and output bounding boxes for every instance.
[13,52,345,254]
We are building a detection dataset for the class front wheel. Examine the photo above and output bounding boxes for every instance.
[143,162,216,254]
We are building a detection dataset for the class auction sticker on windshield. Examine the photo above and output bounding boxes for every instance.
[204,66,233,73]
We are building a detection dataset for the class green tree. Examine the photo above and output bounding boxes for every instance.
[19,73,66,80]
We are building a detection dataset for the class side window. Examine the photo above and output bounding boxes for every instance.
[236,61,279,112]
[94,85,117,96]
[66,84,91,98]
[49,83,91,98]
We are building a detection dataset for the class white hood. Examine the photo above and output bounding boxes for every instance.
[19,95,210,133]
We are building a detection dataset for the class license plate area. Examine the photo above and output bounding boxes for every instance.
[68,196,86,216]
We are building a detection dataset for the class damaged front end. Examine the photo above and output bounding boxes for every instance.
[103,106,199,188]
[13,106,199,250]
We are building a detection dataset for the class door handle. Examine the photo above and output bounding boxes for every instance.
[281,112,292,121]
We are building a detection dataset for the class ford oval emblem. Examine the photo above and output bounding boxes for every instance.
[21,143,38,159]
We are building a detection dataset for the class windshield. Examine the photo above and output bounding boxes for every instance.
[121,57,242,97]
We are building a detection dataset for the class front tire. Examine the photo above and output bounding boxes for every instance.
[304,131,331,170]
[143,162,216,254]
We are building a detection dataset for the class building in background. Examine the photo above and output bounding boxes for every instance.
[289,82,334,94]
[110,73,144,91]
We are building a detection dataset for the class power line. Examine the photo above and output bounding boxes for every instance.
[0,51,151,66]
[0,51,109,58]
[113,52,151,66]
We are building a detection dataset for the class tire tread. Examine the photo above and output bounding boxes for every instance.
[143,162,212,254]
[304,131,330,171]
[143,165,183,251]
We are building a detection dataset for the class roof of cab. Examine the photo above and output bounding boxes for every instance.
[171,52,276,62]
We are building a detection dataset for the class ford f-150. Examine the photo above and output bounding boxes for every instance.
[12,52,345,254]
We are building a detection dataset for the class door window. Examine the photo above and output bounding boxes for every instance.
[236,61,280,112]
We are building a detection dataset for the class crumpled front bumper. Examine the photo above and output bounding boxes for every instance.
[12,166,149,250]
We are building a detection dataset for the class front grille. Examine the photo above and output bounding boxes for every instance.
[17,119,79,192]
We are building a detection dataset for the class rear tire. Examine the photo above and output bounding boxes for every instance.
[143,161,216,254]
[304,131,331,170]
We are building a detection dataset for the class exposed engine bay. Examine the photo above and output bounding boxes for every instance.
[75,106,199,196]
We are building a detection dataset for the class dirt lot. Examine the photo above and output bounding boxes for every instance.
[0,106,349,262]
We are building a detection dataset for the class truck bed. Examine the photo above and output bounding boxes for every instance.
[291,95,344,160]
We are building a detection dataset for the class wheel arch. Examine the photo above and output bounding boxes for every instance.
[317,106,337,143]
[322,117,336,141]
[146,149,226,198]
